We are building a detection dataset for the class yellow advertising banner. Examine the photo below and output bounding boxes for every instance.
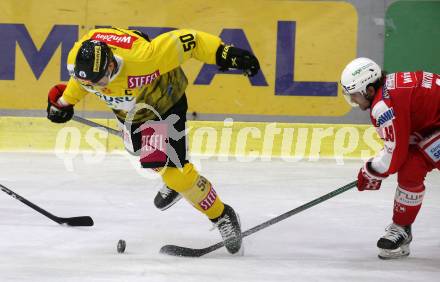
[0,0,357,116]
[0,117,382,162]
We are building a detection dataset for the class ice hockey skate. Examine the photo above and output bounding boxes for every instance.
[211,204,243,255]
[154,185,182,210]
[377,223,412,260]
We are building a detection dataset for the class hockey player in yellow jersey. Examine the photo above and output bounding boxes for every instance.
[46,27,260,254]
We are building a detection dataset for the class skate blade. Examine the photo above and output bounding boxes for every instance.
[378,244,410,260]
[231,244,245,256]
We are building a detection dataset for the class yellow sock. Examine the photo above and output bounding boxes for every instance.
[160,163,224,219]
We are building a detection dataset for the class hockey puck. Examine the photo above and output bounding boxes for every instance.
[117,239,126,253]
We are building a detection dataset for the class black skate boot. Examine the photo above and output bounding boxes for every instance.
[377,223,412,260]
[211,204,243,254]
[154,185,182,211]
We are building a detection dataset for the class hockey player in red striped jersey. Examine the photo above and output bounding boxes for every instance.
[340,57,440,259]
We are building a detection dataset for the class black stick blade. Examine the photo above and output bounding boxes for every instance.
[60,216,94,227]
[160,245,207,257]
[160,241,224,257]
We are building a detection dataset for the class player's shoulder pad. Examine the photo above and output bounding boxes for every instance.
[372,100,395,127]
[83,28,142,51]
[387,72,418,89]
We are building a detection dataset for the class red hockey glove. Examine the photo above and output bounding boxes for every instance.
[47,84,74,123]
[357,160,387,191]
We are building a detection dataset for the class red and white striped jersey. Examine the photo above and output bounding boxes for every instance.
[369,71,440,175]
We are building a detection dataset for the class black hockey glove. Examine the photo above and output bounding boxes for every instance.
[47,105,74,123]
[216,45,260,77]
[47,84,74,123]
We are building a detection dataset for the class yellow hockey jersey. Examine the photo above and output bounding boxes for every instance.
[62,27,222,122]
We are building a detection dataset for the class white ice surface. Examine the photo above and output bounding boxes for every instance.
[0,152,439,282]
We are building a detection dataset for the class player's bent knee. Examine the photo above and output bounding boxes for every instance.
[160,163,199,192]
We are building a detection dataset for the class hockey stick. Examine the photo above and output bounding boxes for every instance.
[0,183,94,227]
[160,180,358,257]
[72,115,122,136]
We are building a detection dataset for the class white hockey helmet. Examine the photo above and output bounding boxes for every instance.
[340,57,382,96]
